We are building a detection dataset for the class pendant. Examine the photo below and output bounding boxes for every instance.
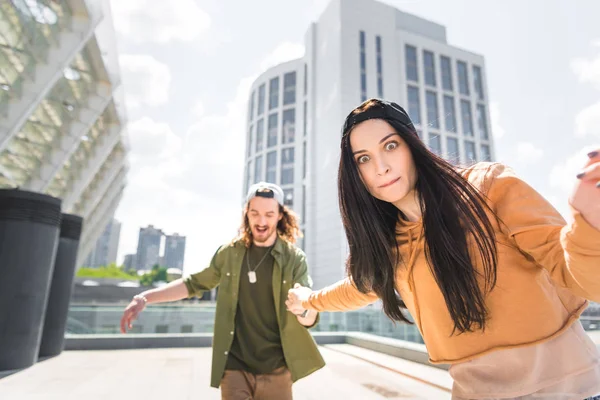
[248,271,257,283]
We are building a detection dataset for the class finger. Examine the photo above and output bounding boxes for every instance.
[120,315,128,333]
[577,162,600,182]
[294,283,301,289]
[580,150,600,169]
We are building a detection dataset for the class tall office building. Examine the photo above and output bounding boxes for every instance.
[123,253,136,271]
[164,233,186,270]
[0,0,130,268]
[243,0,495,289]
[135,225,163,271]
[84,218,121,268]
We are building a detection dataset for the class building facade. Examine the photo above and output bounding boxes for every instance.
[164,233,186,270]
[135,225,163,271]
[0,0,130,267]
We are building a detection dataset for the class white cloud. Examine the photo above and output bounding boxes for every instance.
[110,0,211,44]
[575,102,600,137]
[192,101,205,119]
[119,55,171,111]
[593,39,600,48]
[516,142,543,164]
[259,42,305,72]
[116,43,304,271]
[127,117,182,160]
[115,77,253,273]
[490,102,505,139]
[571,55,600,89]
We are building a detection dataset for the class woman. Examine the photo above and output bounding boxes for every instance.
[286,99,600,399]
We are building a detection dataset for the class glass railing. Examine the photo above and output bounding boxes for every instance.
[66,303,600,347]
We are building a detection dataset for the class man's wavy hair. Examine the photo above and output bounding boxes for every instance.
[235,192,303,247]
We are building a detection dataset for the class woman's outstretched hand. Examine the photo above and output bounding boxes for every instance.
[570,149,600,231]
[286,283,312,315]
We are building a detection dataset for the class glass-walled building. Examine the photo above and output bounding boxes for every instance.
[244,59,308,249]
[0,0,129,267]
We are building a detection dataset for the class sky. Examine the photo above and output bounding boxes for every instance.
[109,0,600,275]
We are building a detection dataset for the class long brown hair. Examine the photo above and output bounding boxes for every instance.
[235,203,303,247]
[339,99,499,334]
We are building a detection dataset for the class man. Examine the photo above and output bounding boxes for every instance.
[120,182,325,399]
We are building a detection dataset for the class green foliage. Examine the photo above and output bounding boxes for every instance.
[76,263,138,280]
[139,264,168,286]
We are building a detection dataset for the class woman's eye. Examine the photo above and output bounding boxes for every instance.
[357,155,370,164]
[385,141,398,151]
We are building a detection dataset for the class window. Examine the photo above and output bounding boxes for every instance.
[473,65,484,100]
[281,148,294,185]
[423,50,436,87]
[283,72,296,105]
[267,113,278,148]
[465,140,476,163]
[181,325,193,333]
[283,188,294,208]
[359,31,367,101]
[443,96,456,132]
[254,155,263,183]
[460,100,473,137]
[304,63,308,95]
[266,151,277,183]
[405,45,418,82]
[481,144,491,161]
[447,137,460,164]
[457,61,469,95]
[269,77,279,110]
[155,325,169,333]
[426,91,439,129]
[248,90,255,122]
[257,84,265,115]
[302,184,306,223]
[282,109,295,144]
[440,56,453,91]
[303,101,307,137]
[245,160,252,193]
[407,86,421,125]
[477,104,489,140]
[302,141,307,179]
[429,133,441,155]
[255,119,264,152]
[376,35,383,98]
[246,125,253,157]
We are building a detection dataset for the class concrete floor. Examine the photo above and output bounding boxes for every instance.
[0,345,452,400]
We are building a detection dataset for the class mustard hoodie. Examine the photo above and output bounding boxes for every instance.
[302,162,600,364]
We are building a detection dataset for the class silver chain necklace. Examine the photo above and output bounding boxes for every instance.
[246,245,273,283]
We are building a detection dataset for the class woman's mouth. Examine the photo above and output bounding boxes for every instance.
[379,177,400,188]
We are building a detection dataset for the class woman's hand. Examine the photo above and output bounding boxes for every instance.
[285,283,312,315]
[570,150,600,231]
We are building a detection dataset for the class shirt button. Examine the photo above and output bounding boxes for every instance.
[226,272,230,276]
[230,331,234,335]
[224,351,228,355]
[283,280,286,284]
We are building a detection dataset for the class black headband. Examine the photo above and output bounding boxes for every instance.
[344,99,418,137]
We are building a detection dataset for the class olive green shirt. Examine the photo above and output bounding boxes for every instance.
[225,244,285,373]
[183,237,325,388]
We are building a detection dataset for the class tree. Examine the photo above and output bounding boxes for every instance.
[139,264,168,286]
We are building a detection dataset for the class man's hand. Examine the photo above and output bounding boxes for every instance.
[571,149,600,231]
[120,295,146,333]
[285,283,312,315]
